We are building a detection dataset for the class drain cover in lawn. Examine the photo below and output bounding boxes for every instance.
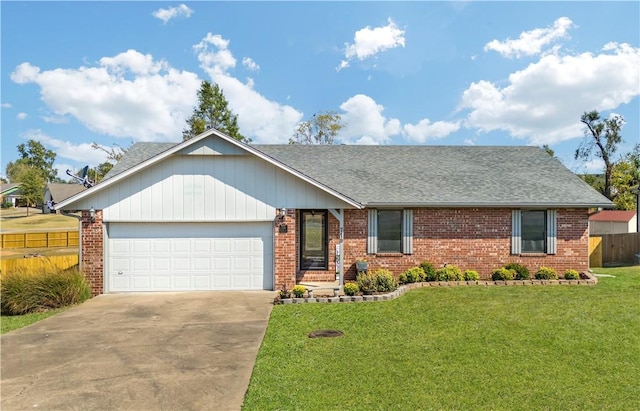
[308,330,344,338]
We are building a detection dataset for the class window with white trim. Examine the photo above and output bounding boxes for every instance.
[512,210,557,254]
[367,209,413,254]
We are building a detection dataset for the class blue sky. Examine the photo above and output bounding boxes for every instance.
[2,1,639,181]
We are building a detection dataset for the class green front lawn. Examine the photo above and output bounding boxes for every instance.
[243,266,640,410]
[1,307,69,334]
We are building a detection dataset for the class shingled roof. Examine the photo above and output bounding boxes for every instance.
[102,141,612,208]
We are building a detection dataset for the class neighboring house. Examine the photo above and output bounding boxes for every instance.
[1,183,23,207]
[54,129,612,296]
[589,210,637,235]
[43,183,87,214]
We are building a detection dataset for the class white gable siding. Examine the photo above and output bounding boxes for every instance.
[72,154,351,222]
[178,136,246,156]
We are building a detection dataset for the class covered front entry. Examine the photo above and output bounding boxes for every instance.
[106,222,273,292]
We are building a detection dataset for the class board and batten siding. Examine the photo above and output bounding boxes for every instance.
[72,154,352,222]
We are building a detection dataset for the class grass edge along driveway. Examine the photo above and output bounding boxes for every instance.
[243,266,640,410]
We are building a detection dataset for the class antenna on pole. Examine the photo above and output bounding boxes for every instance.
[66,165,94,188]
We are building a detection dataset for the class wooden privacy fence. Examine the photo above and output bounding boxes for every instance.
[0,231,79,249]
[589,232,640,267]
[1,254,79,275]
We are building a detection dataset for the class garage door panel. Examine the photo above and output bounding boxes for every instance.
[153,258,171,271]
[108,222,272,292]
[153,276,171,289]
[174,240,190,253]
[154,241,171,253]
[132,241,151,254]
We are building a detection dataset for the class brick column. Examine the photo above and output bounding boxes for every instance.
[81,209,104,297]
[274,208,296,291]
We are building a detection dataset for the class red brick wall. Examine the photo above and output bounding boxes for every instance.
[274,208,297,291]
[278,208,590,284]
[81,209,104,296]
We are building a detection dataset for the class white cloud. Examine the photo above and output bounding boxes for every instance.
[17,112,27,120]
[21,129,108,167]
[152,4,193,24]
[577,158,606,174]
[338,18,406,70]
[460,42,640,145]
[11,51,201,142]
[242,57,260,72]
[1,103,12,108]
[403,119,461,143]
[463,139,475,146]
[339,94,401,145]
[484,17,575,58]
[42,115,69,124]
[194,33,303,143]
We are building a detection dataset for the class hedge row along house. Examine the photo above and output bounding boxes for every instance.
[54,129,612,296]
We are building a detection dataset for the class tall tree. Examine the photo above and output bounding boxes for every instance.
[87,162,114,184]
[182,81,248,143]
[91,142,127,163]
[610,144,640,210]
[20,167,45,216]
[575,110,624,200]
[542,144,556,159]
[6,140,57,183]
[289,111,343,145]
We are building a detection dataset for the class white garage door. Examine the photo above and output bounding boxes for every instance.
[107,222,273,292]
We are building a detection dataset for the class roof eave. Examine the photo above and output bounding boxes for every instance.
[363,201,614,209]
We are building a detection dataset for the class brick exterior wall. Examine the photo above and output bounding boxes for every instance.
[83,207,589,295]
[274,208,297,291]
[81,209,104,297]
[277,208,590,286]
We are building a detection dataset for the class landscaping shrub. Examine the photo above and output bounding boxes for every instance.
[464,270,480,281]
[357,271,377,292]
[491,267,515,281]
[435,265,463,281]
[504,262,530,280]
[278,285,291,299]
[397,272,407,284]
[1,266,90,315]
[291,285,307,298]
[344,282,359,296]
[564,269,580,280]
[420,261,437,282]
[374,269,397,292]
[403,267,425,284]
[535,267,558,280]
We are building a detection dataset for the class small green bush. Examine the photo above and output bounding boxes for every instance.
[435,265,463,281]
[420,261,437,281]
[291,285,307,298]
[357,271,377,292]
[464,270,480,281]
[535,266,558,280]
[343,282,359,296]
[491,267,515,281]
[403,267,425,284]
[1,266,90,315]
[397,272,407,284]
[504,262,530,280]
[564,269,580,280]
[374,269,398,292]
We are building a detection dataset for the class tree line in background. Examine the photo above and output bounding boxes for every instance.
[3,81,637,212]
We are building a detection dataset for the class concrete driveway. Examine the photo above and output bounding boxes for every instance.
[1,291,274,411]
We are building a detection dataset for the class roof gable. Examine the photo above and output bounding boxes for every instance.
[55,129,360,210]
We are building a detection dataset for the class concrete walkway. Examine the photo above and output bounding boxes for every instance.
[1,291,274,411]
